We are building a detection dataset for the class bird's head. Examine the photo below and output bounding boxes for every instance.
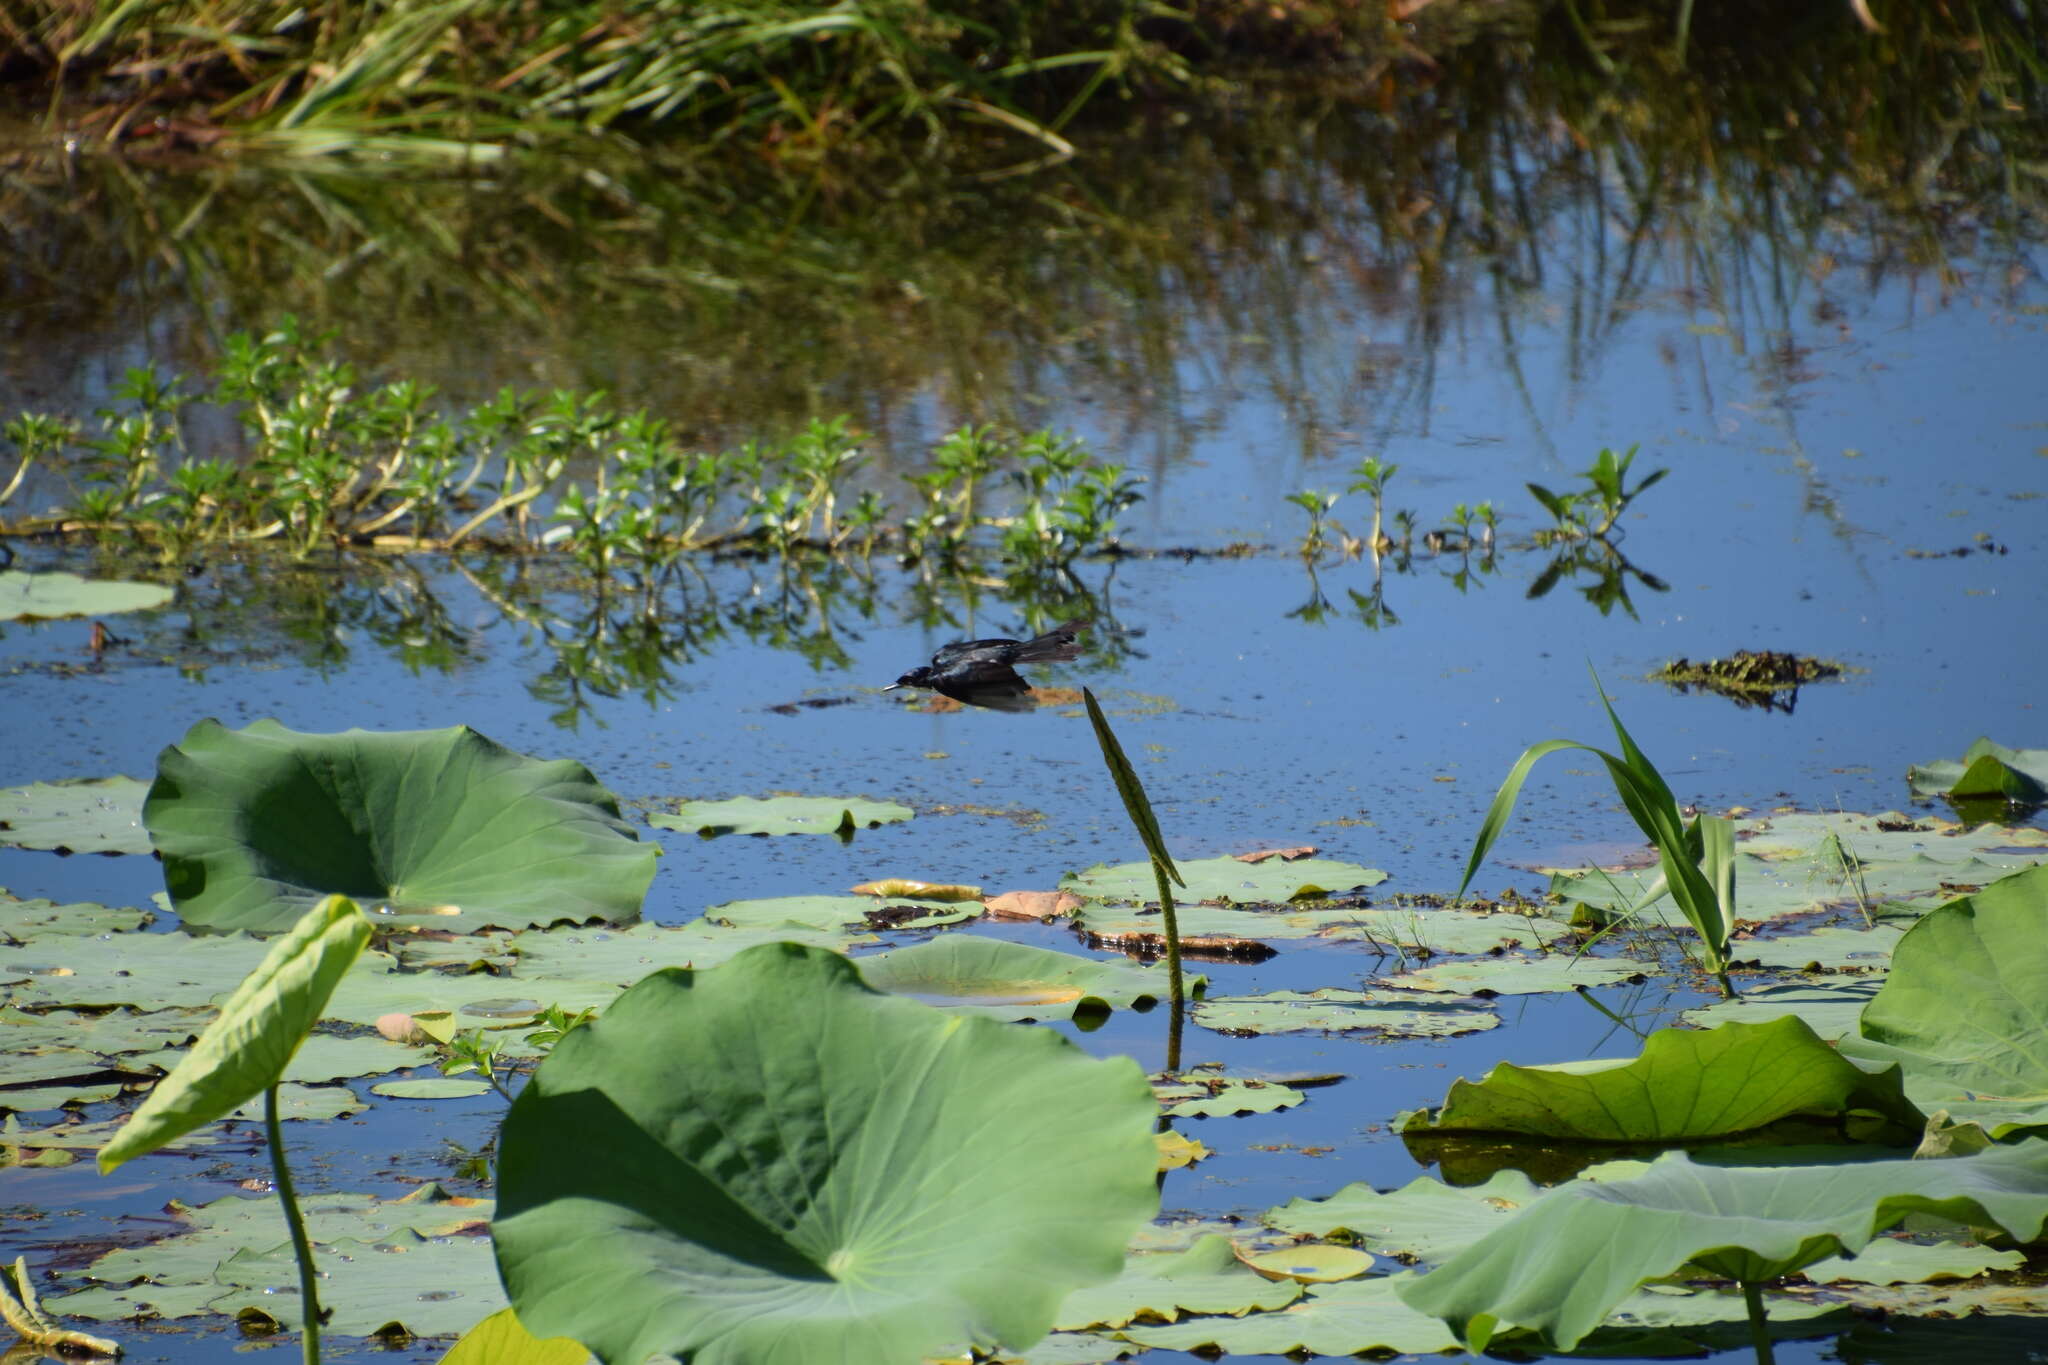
[884,666,936,692]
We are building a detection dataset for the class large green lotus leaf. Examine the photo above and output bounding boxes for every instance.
[0,569,173,620]
[393,930,517,973]
[99,896,372,1171]
[0,1005,206,1058]
[1051,1235,1303,1330]
[1194,988,1498,1038]
[132,1032,432,1084]
[992,1332,1136,1365]
[6,929,275,1009]
[439,1307,591,1365]
[854,937,1194,1022]
[0,778,153,855]
[1395,1142,2048,1351]
[1263,1169,1543,1261]
[0,889,153,937]
[1063,856,1387,905]
[1402,1016,1922,1146]
[1907,738,2048,801]
[1119,1273,1459,1355]
[506,920,877,984]
[1574,1284,1846,1353]
[229,1081,367,1121]
[145,719,657,932]
[1377,955,1649,996]
[704,894,966,931]
[1680,978,1880,1040]
[1802,1235,2024,1284]
[0,1046,151,1091]
[651,794,913,836]
[1732,925,1907,971]
[1839,864,2048,1102]
[323,952,620,1032]
[493,943,1159,1364]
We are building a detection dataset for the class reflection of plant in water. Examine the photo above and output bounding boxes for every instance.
[1526,538,1670,620]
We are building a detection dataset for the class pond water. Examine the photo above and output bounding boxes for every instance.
[3,23,2047,1364]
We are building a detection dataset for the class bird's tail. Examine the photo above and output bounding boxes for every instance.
[1012,619,1091,664]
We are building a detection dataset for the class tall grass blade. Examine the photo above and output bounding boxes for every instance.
[1081,686,1182,888]
[1455,737,1581,901]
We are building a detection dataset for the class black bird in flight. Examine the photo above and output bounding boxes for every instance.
[884,619,1090,712]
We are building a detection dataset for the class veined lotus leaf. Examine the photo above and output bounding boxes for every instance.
[1156,1075,1307,1118]
[1838,864,2048,1103]
[1051,1235,1303,1331]
[0,778,152,855]
[704,894,966,931]
[1263,1169,1543,1261]
[137,1032,433,1085]
[1395,1141,2048,1351]
[1401,1016,1922,1147]
[393,931,516,973]
[1551,851,2023,930]
[1680,978,1880,1040]
[371,1077,495,1099]
[0,570,173,621]
[1119,1273,1460,1356]
[651,794,913,837]
[0,889,152,937]
[439,1307,590,1365]
[1731,925,1906,971]
[176,1227,504,1336]
[492,943,1159,1364]
[1,1081,122,1110]
[1803,1236,2024,1284]
[0,1005,206,1058]
[1377,955,1648,995]
[229,1081,367,1121]
[1907,739,2048,802]
[1063,856,1387,905]
[3,929,273,1010]
[1740,811,2048,866]
[1241,1244,1372,1283]
[324,962,619,1036]
[1195,988,1498,1038]
[506,920,877,985]
[1313,906,1569,953]
[99,896,373,1171]
[854,937,1195,1022]
[1577,1284,1845,1353]
[977,1331,1137,1365]
[145,720,657,933]
[0,1046,152,1091]
[1917,1098,2048,1142]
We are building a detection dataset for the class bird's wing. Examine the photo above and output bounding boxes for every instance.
[1011,619,1090,664]
[936,666,1036,713]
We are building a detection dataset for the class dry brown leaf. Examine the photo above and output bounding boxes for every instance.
[1234,846,1317,864]
[848,878,983,901]
[983,889,1083,920]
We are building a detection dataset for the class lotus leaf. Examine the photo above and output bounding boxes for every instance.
[0,778,152,855]
[651,794,913,836]
[439,1307,590,1365]
[1195,988,1498,1038]
[0,570,173,620]
[1907,738,2048,802]
[1802,1236,2024,1284]
[854,936,1192,1021]
[2,1114,215,1152]
[1073,900,1385,950]
[1242,1244,1372,1283]
[1314,906,1569,953]
[1119,1273,1460,1356]
[0,1004,205,1058]
[1051,1235,1302,1330]
[0,889,152,937]
[191,1227,504,1335]
[1155,1131,1210,1170]
[1395,1141,2048,1350]
[1401,1016,1921,1147]
[99,896,373,1171]
[1377,954,1648,995]
[1731,924,1906,970]
[1263,1169,1543,1261]
[1063,855,1386,905]
[229,1082,367,1121]
[1839,864,2048,1102]
[1157,1076,1307,1118]
[1680,978,1879,1040]
[3,927,274,1010]
[1740,811,2048,866]
[492,943,1159,1364]
[145,719,657,932]
[704,893,965,931]
[370,1078,495,1099]
[506,920,877,984]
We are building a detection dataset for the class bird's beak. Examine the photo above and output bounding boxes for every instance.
[882,683,902,691]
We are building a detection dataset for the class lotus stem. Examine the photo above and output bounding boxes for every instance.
[266,1083,324,1365]
[1741,1280,1775,1365]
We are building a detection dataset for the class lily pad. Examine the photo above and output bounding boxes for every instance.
[145,719,657,933]
[492,943,1160,1364]
[1401,1016,1922,1148]
[229,1082,367,1122]
[439,1307,590,1365]
[5,929,277,1010]
[505,920,877,984]
[1156,1075,1307,1118]
[0,1005,206,1060]
[0,569,173,621]
[1241,1244,1372,1283]
[855,937,1193,1021]
[1063,855,1387,905]
[651,794,913,837]
[1680,978,1880,1040]
[1264,1169,1544,1261]
[1395,1140,2048,1351]
[0,889,152,937]
[1120,1273,1460,1356]
[1803,1236,2024,1284]
[1907,738,2048,803]
[1377,955,1648,995]
[371,1077,496,1100]
[1195,988,1498,1038]
[1731,924,1907,971]
[703,894,967,932]
[1052,1235,1302,1331]
[0,778,152,855]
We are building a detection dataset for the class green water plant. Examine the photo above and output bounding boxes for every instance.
[1528,444,1668,543]
[98,895,375,1365]
[1081,687,1188,1015]
[1458,674,1739,997]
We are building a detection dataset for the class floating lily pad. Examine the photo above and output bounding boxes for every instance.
[1052,1235,1303,1331]
[0,1005,206,1060]
[1680,978,1880,1040]
[1064,855,1387,905]
[0,889,152,937]
[146,719,658,933]
[1195,989,1498,1038]
[1156,1075,1307,1118]
[1907,738,2048,804]
[493,943,1160,1364]
[1155,1131,1210,1170]
[1395,1141,2048,1352]
[371,1077,496,1100]
[506,920,877,984]
[1731,925,1907,971]
[653,794,913,837]
[440,1307,591,1365]
[1803,1236,2025,1285]
[1377,955,1648,996]
[4,930,275,1010]
[855,937,1192,1021]
[0,778,152,855]
[1121,1273,1460,1356]
[1241,1244,1372,1283]
[1402,1016,1921,1149]
[703,894,968,932]
[1264,1169,1543,1261]
[229,1082,367,1122]
[0,569,173,621]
